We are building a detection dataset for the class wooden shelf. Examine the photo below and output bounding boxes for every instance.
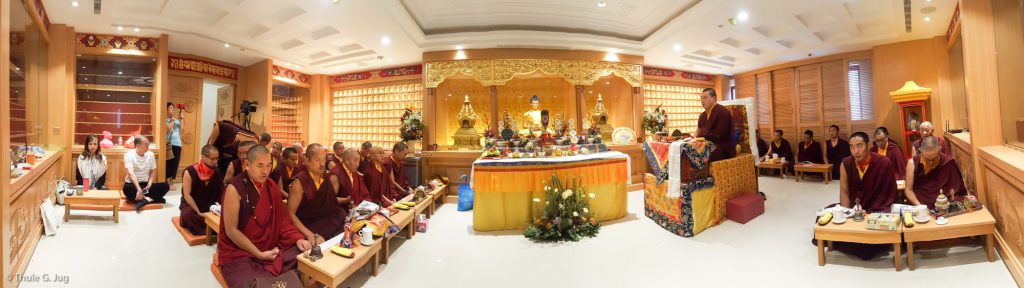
[76,84,154,93]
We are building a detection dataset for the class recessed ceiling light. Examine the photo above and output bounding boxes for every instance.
[737,11,749,22]
[672,44,682,52]
[332,0,341,3]
[117,26,123,31]
[924,16,931,22]
[118,71,123,75]
[455,45,464,50]
[387,58,393,62]
[71,1,79,7]
[224,43,230,48]
[597,1,607,8]
[81,66,86,69]
[381,36,391,46]
[134,27,140,32]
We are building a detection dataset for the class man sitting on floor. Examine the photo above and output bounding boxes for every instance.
[179,145,224,235]
[123,136,170,211]
[911,121,951,157]
[383,142,412,200]
[327,141,345,171]
[870,127,907,180]
[271,147,300,198]
[223,141,258,185]
[825,125,851,181]
[756,129,769,159]
[218,145,311,288]
[763,129,794,174]
[905,137,967,209]
[288,143,345,244]
[797,130,823,164]
[362,147,396,206]
[827,131,899,260]
[331,148,365,208]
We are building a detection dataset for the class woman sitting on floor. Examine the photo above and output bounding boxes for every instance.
[77,134,108,190]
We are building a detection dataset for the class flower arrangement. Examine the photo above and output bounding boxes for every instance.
[524,174,600,242]
[642,105,668,134]
[400,108,425,141]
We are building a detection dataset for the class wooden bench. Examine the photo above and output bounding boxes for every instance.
[171,216,208,246]
[380,194,429,264]
[425,185,447,215]
[757,161,788,179]
[72,190,163,212]
[297,233,381,287]
[64,189,121,223]
[204,212,220,246]
[793,163,833,184]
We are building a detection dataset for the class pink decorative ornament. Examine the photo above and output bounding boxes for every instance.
[99,131,115,148]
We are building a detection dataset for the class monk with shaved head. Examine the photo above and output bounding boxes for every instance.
[905,137,967,209]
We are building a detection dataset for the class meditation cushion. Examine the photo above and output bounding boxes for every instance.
[726,193,764,224]
[211,252,227,288]
[170,216,207,246]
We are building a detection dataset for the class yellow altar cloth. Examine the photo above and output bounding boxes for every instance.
[471,152,629,231]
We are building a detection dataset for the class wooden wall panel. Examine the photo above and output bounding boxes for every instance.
[168,75,203,180]
[872,38,944,148]
[772,68,797,150]
[821,60,850,135]
[6,153,62,288]
[979,146,1024,286]
[755,72,772,131]
[796,64,824,140]
[735,75,754,99]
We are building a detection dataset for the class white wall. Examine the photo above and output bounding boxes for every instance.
[200,82,226,148]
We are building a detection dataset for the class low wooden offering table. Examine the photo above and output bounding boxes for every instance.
[757,160,788,179]
[204,212,220,245]
[794,163,833,184]
[902,207,996,271]
[813,219,903,271]
[297,232,382,288]
[63,189,121,223]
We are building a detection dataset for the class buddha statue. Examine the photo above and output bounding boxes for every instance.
[590,94,613,141]
[520,95,553,137]
[452,95,482,150]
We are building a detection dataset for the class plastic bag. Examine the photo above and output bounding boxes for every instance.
[40,200,61,236]
[457,174,473,211]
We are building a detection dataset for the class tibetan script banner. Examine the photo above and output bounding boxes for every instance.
[379,65,422,77]
[643,66,714,82]
[169,56,238,80]
[272,66,312,85]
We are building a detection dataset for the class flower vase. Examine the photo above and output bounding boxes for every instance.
[406,140,421,154]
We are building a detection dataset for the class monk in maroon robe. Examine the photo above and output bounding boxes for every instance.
[829,131,898,260]
[331,148,364,210]
[870,127,907,180]
[179,145,224,235]
[362,147,396,206]
[288,144,345,244]
[223,141,258,185]
[696,88,736,162]
[763,129,795,174]
[905,137,967,209]
[911,121,952,157]
[825,125,852,180]
[358,141,373,172]
[327,142,345,171]
[218,145,311,288]
[756,130,769,158]
[383,142,412,200]
[290,143,307,168]
[797,130,824,164]
[272,147,300,198]
[208,120,257,174]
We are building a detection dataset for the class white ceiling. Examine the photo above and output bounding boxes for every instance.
[44,0,957,76]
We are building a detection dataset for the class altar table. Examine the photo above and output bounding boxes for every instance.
[471,151,630,231]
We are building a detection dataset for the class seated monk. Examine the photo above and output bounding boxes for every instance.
[825,125,852,180]
[223,141,258,185]
[383,142,412,200]
[358,141,373,172]
[797,130,823,164]
[870,127,907,180]
[911,121,952,157]
[179,145,224,235]
[207,120,258,174]
[327,141,345,171]
[823,131,898,260]
[332,148,366,209]
[905,137,967,209]
[288,144,345,244]
[290,143,306,167]
[695,88,736,161]
[763,129,795,174]
[755,129,769,158]
[217,145,311,288]
[362,147,396,206]
[271,147,300,198]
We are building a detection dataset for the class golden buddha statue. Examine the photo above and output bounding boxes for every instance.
[590,94,613,140]
[452,95,482,150]
[520,95,553,137]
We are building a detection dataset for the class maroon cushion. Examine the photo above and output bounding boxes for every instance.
[726,194,764,224]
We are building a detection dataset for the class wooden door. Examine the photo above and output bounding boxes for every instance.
[168,75,202,179]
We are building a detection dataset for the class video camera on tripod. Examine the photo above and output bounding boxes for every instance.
[232,100,259,129]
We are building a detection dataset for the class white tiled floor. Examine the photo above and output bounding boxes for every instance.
[20,177,1017,288]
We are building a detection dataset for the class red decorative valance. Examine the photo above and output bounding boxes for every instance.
[169,56,238,80]
[76,33,159,51]
[643,66,714,82]
[272,66,311,84]
[379,65,423,78]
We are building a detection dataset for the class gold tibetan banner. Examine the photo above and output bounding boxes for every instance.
[425,59,643,88]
